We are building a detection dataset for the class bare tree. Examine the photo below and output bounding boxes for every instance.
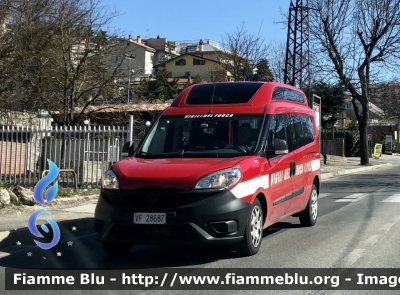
[0,0,126,126]
[268,40,286,83]
[370,81,400,123]
[309,0,400,164]
[219,22,270,81]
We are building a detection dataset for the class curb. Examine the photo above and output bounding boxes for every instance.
[321,163,392,180]
[54,194,99,202]
[0,217,95,249]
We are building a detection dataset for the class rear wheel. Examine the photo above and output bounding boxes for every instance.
[102,241,133,256]
[299,184,318,226]
[236,198,263,256]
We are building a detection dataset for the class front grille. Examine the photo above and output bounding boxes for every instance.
[123,193,213,206]
[103,187,223,209]
[107,225,200,242]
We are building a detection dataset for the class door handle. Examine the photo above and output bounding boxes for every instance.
[290,161,296,176]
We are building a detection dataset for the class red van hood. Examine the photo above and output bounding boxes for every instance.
[112,157,244,189]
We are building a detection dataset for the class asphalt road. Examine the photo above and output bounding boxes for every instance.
[1,165,400,294]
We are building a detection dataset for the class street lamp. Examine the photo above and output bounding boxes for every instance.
[124,54,136,104]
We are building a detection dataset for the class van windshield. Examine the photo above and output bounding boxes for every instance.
[136,115,264,158]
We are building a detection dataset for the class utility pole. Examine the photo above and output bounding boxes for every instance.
[283,0,311,107]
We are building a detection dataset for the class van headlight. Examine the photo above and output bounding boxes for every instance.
[194,168,241,189]
[102,170,119,189]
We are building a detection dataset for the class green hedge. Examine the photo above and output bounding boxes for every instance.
[321,130,362,157]
[344,131,360,157]
[393,142,400,153]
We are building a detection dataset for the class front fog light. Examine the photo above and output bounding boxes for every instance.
[195,168,241,189]
[102,169,119,189]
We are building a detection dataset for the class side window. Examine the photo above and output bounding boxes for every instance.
[301,115,315,145]
[272,87,305,103]
[285,114,295,152]
[285,89,305,103]
[288,114,303,150]
[287,114,315,150]
[266,114,287,152]
[272,88,285,100]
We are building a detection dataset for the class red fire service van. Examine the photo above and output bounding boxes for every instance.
[94,82,320,256]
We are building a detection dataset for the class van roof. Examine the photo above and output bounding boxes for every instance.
[169,82,308,110]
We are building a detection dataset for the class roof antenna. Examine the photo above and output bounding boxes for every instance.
[209,83,216,114]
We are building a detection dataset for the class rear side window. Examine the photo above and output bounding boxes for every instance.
[286,114,315,151]
[186,82,263,104]
[272,87,305,103]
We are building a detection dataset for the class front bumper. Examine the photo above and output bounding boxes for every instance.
[94,187,251,245]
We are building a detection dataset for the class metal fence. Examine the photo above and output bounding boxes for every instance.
[0,125,141,188]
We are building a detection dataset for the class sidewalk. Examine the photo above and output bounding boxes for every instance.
[0,154,397,249]
[320,154,395,180]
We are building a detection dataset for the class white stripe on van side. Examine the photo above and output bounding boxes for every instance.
[231,175,269,199]
[311,159,320,171]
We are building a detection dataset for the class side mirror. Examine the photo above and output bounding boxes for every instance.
[274,138,288,155]
[122,141,135,158]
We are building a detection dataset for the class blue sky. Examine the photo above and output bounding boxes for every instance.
[101,0,292,45]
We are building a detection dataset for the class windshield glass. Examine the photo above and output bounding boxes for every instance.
[136,114,264,158]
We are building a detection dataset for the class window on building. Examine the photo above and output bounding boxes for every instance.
[175,59,186,66]
[193,59,205,65]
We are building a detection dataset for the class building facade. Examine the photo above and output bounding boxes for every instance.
[159,53,231,82]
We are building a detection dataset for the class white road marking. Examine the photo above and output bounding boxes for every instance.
[341,249,365,266]
[340,216,400,266]
[318,193,333,199]
[380,216,400,234]
[381,194,400,202]
[362,234,381,247]
[335,193,368,202]
[321,188,400,266]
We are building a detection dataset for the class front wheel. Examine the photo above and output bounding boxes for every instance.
[299,184,318,226]
[102,241,133,256]
[236,198,263,256]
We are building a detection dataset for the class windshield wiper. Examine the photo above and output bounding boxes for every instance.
[136,151,152,157]
[180,152,220,157]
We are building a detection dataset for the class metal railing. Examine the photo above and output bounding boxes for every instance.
[0,125,143,188]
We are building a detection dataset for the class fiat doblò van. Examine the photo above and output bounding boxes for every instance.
[94,81,320,256]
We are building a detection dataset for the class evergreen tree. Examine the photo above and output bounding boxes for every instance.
[192,74,203,84]
[136,63,178,103]
[255,59,274,81]
[310,81,345,130]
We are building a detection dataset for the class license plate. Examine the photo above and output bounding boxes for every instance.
[134,213,166,224]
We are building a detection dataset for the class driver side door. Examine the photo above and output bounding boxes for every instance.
[266,114,294,222]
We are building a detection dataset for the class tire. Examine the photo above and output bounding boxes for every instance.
[299,184,318,226]
[236,198,263,256]
[102,241,133,256]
